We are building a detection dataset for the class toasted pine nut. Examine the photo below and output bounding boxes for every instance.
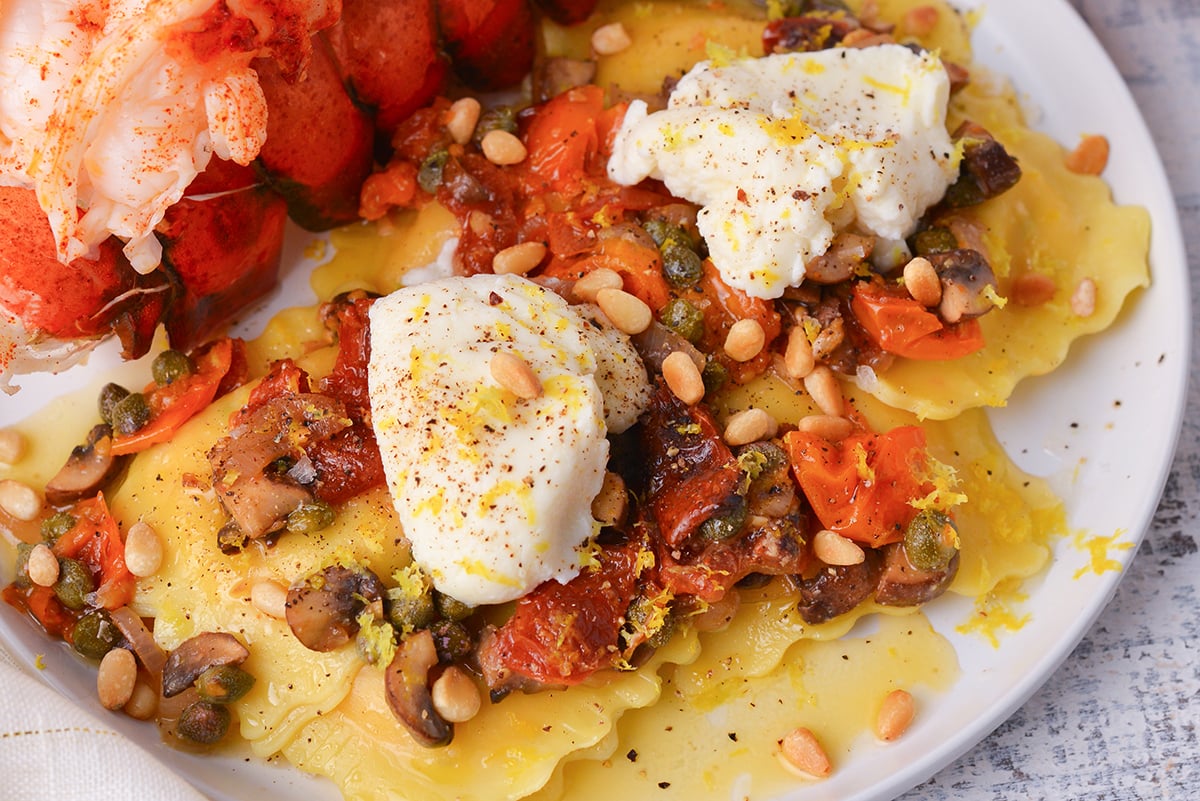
[723,408,778,447]
[0,428,25,465]
[481,130,527,166]
[591,21,633,55]
[123,521,163,578]
[250,579,288,619]
[794,414,854,442]
[903,5,940,36]
[492,241,547,276]
[841,28,893,48]
[0,479,41,521]
[876,689,916,741]
[662,351,705,406]
[812,529,865,566]
[1011,273,1057,307]
[724,319,766,363]
[596,288,652,335]
[779,727,832,778]
[903,257,942,307]
[804,366,843,417]
[572,268,623,303]
[123,679,159,720]
[97,648,137,710]
[1070,277,1097,317]
[1065,134,1109,176]
[490,352,543,400]
[431,666,482,723]
[591,471,628,527]
[783,327,815,379]
[445,97,482,145]
[26,543,59,587]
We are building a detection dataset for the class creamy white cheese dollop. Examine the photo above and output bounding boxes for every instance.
[368,273,650,605]
[608,45,959,299]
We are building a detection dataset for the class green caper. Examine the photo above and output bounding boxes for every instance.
[433,591,473,622]
[696,495,748,542]
[641,219,678,248]
[418,150,450,194]
[909,227,958,256]
[98,383,130,426]
[473,106,518,143]
[285,501,335,536]
[386,588,436,634]
[429,619,473,664]
[195,664,256,704]
[110,392,150,436]
[701,360,729,394]
[71,609,120,660]
[217,521,247,555]
[177,701,231,745]
[942,175,984,208]
[151,349,195,386]
[660,298,706,343]
[13,543,35,588]
[660,241,704,288]
[52,557,94,610]
[41,511,77,544]
[903,510,959,571]
[626,595,675,648]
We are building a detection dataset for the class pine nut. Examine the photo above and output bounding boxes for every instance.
[591,22,633,56]
[723,408,778,446]
[903,5,940,36]
[0,428,25,465]
[431,666,482,723]
[492,241,546,276]
[662,351,705,406]
[123,521,163,578]
[572,268,623,303]
[490,351,543,400]
[812,529,865,566]
[481,130,527,166]
[783,327,815,379]
[724,319,766,363]
[0,479,42,521]
[876,689,916,741]
[123,679,159,720]
[1065,134,1109,176]
[779,727,832,778]
[903,257,942,307]
[1070,277,1097,317]
[445,97,482,145]
[591,471,628,527]
[26,544,59,587]
[97,648,137,710]
[1011,273,1056,307]
[804,366,843,417]
[250,579,288,619]
[468,210,494,236]
[794,414,854,442]
[596,288,652,335]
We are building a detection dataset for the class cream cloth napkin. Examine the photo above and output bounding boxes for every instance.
[0,647,208,801]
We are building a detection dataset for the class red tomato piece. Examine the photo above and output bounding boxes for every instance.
[51,494,135,610]
[522,85,605,196]
[850,282,985,360]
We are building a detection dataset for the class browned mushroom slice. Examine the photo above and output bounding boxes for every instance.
[285,565,385,652]
[874,543,959,607]
[929,248,999,324]
[534,57,597,103]
[161,632,250,698]
[793,550,882,625]
[385,628,452,747]
[45,424,125,505]
[803,233,874,285]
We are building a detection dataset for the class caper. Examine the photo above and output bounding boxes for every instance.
[217,520,247,555]
[433,591,473,622]
[942,175,984,208]
[71,609,120,660]
[903,510,959,571]
[473,106,519,143]
[110,392,150,436]
[660,298,706,343]
[417,150,450,194]
[13,543,35,588]
[150,349,195,386]
[52,557,94,610]
[909,227,958,256]
[660,241,704,289]
[701,360,729,394]
[177,701,231,745]
[626,595,675,648]
[195,664,256,704]
[285,501,335,536]
[386,588,436,634]
[428,619,473,664]
[98,383,130,426]
[41,511,76,544]
[696,495,748,542]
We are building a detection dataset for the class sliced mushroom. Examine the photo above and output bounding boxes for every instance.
[804,233,874,285]
[930,249,998,324]
[385,628,452,747]
[534,57,597,103]
[874,543,959,607]
[44,424,125,505]
[285,565,385,652]
[793,550,882,625]
[161,632,250,698]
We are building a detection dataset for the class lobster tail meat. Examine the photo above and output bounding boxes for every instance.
[437,0,537,91]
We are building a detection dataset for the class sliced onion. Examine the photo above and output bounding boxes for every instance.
[109,605,166,681]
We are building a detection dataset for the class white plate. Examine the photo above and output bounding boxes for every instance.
[0,1,1188,799]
